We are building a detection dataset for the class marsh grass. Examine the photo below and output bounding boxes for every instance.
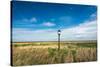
[47,48,68,63]
[71,50,77,62]
[12,41,97,66]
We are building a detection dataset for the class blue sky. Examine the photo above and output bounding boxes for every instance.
[12,1,97,42]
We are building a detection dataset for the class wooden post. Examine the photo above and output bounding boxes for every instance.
[58,30,61,51]
[58,34,60,51]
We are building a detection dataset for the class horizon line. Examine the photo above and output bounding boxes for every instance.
[12,40,97,43]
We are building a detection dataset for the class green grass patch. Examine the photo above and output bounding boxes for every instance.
[75,42,97,48]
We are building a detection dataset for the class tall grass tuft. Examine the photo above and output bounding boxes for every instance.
[71,50,76,62]
[48,48,68,63]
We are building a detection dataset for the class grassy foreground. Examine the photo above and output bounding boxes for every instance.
[11,41,97,66]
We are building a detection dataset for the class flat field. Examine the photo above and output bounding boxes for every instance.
[11,40,97,66]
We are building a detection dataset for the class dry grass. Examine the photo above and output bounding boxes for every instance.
[12,41,97,66]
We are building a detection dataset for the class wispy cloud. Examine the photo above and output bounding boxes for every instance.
[42,22,56,27]
[12,28,57,42]
[61,20,97,40]
[61,12,97,40]
[23,17,37,23]
[89,12,97,21]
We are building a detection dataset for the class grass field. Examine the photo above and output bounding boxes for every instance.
[11,40,97,66]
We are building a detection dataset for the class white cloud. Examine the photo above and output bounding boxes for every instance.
[91,12,97,18]
[89,12,97,21]
[23,17,37,23]
[30,17,37,22]
[12,28,57,42]
[42,22,56,27]
[61,20,97,40]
